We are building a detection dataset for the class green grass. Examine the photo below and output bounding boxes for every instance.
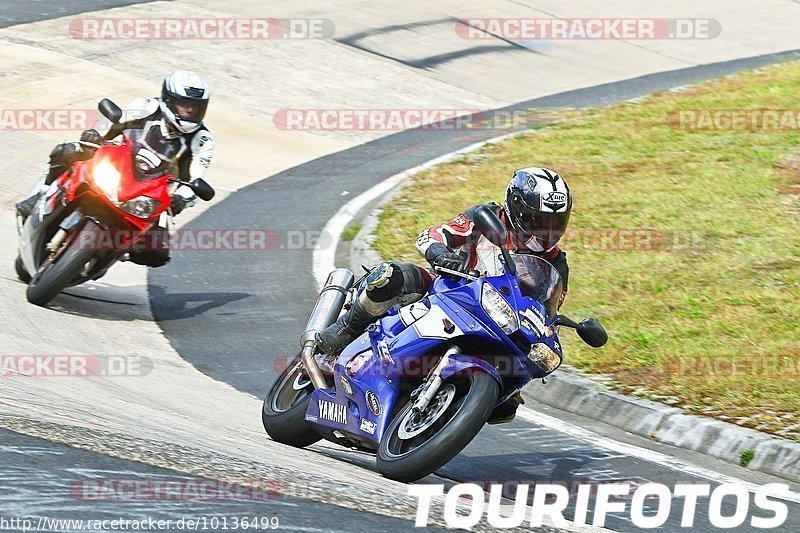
[341,222,362,242]
[740,449,756,467]
[373,61,800,440]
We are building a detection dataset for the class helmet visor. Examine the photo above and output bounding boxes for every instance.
[167,96,208,123]
[515,206,570,251]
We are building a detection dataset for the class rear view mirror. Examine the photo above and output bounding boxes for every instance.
[190,178,215,201]
[98,98,122,124]
[472,205,516,275]
[472,205,507,248]
[577,318,608,348]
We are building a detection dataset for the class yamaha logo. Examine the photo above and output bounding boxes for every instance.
[318,400,347,424]
[366,390,381,416]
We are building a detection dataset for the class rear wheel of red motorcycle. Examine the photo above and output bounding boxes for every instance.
[15,255,31,283]
[26,221,99,307]
[262,352,321,448]
[377,370,499,483]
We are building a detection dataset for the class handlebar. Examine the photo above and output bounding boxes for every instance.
[433,265,479,282]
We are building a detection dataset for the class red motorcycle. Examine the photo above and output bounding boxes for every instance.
[15,99,214,306]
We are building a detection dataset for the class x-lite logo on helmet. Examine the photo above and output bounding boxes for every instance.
[521,167,570,213]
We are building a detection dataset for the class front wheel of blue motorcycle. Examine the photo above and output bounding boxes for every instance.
[377,370,499,483]
[262,353,321,448]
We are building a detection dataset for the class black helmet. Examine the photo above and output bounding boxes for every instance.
[504,167,572,252]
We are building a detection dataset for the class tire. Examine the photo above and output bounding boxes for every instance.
[262,353,321,448]
[377,370,499,482]
[15,255,31,283]
[26,221,99,307]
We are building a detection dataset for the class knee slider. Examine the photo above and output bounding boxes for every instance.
[48,143,68,165]
[365,262,404,302]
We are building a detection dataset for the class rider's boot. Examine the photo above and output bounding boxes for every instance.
[317,295,378,357]
[16,156,73,222]
[15,173,49,227]
[317,262,401,356]
[17,139,94,224]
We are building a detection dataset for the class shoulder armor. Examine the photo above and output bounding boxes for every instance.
[120,97,160,123]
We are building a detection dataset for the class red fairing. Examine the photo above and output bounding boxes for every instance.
[94,144,173,204]
[60,141,173,232]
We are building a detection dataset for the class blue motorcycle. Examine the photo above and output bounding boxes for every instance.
[262,207,607,482]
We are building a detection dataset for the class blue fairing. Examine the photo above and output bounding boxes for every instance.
[306,256,565,444]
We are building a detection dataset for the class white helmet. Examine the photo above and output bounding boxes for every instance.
[160,71,210,134]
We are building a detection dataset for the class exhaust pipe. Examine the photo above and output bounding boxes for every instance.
[301,268,355,389]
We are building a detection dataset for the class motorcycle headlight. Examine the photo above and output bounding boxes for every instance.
[119,196,159,218]
[528,343,562,373]
[93,161,121,201]
[480,282,519,334]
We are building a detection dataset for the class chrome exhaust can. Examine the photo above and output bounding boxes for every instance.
[301,269,355,345]
[301,268,355,389]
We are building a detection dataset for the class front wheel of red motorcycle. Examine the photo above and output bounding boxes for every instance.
[15,255,31,283]
[26,221,100,307]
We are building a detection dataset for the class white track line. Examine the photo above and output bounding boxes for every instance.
[312,130,524,290]
[516,407,800,504]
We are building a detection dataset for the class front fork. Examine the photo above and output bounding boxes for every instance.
[411,345,461,414]
[45,209,84,253]
[18,183,68,275]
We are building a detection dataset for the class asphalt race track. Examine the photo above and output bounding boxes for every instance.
[0,428,435,532]
[0,1,156,28]
[150,51,800,532]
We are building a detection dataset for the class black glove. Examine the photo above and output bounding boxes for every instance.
[433,252,467,280]
[170,195,188,215]
[79,129,103,150]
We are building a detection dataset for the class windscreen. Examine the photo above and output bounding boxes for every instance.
[511,254,563,320]
[125,127,183,181]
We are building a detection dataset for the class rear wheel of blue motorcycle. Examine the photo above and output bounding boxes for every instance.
[377,370,499,483]
[262,353,321,448]
[26,221,99,307]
